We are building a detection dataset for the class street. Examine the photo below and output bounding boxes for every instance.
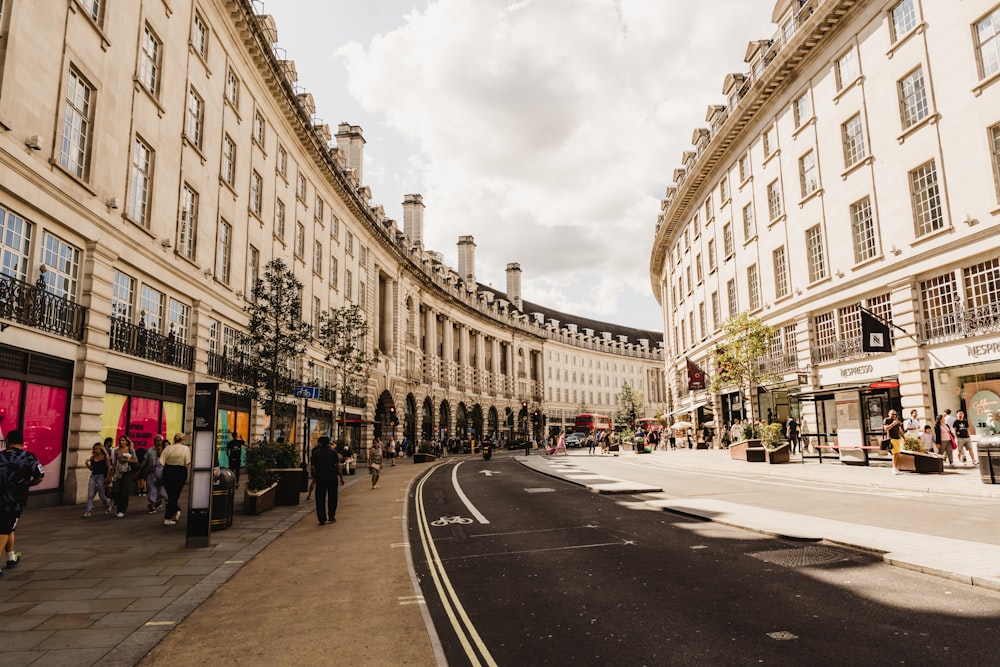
[409,453,1000,665]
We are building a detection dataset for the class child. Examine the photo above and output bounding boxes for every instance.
[920,424,935,453]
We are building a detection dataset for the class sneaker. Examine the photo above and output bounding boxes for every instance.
[6,552,20,569]
[83,511,93,518]
[147,506,157,514]
[116,512,125,518]
[163,519,176,526]
[173,511,181,522]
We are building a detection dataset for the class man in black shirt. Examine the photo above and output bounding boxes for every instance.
[953,411,977,465]
[310,436,344,525]
[226,432,245,487]
[0,430,45,576]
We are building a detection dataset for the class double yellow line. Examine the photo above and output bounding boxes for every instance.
[415,465,497,667]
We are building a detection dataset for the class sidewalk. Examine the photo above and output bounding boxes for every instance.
[1,461,442,667]
[520,447,1000,592]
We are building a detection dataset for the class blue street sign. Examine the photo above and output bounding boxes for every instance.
[294,386,319,399]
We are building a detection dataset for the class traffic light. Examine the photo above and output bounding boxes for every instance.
[532,410,539,424]
[389,406,398,426]
[521,400,528,409]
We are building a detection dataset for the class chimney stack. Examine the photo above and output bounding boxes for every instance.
[457,236,476,291]
[402,194,424,246]
[335,123,365,183]
[505,262,522,311]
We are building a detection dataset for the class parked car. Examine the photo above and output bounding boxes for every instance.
[565,432,586,448]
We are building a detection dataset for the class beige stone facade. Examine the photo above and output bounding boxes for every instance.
[651,0,1000,445]
[0,0,663,504]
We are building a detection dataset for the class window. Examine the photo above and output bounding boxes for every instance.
[79,0,102,23]
[128,136,153,227]
[738,153,751,182]
[799,150,818,197]
[178,185,197,259]
[793,92,811,128]
[295,222,305,259]
[138,25,162,96]
[773,246,789,298]
[966,257,1000,310]
[296,173,307,201]
[0,206,32,281]
[313,296,322,331]
[747,264,761,311]
[313,240,323,275]
[330,255,338,290]
[61,68,94,179]
[345,269,353,301]
[898,67,929,129]
[140,285,164,330]
[835,48,859,90]
[991,123,1000,201]
[707,239,716,272]
[359,245,368,266]
[976,7,1000,79]
[346,231,354,255]
[214,219,231,284]
[315,196,324,223]
[805,224,827,283]
[246,245,259,299]
[850,197,879,262]
[920,272,958,339]
[763,126,777,158]
[249,170,263,216]
[275,199,285,238]
[683,227,690,251]
[889,0,917,43]
[784,323,797,356]
[695,254,703,284]
[225,69,240,108]
[698,302,707,340]
[723,222,734,257]
[719,178,730,203]
[168,298,190,341]
[185,87,204,149]
[253,111,265,145]
[841,113,867,167]
[711,291,720,331]
[41,232,80,300]
[909,160,944,236]
[192,12,209,58]
[277,146,287,178]
[221,135,236,186]
[685,266,692,294]
[727,278,738,317]
[704,196,714,220]
[360,282,367,310]
[331,215,340,240]
[766,181,782,221]
[814,311,836,360]
[111,270,135,320]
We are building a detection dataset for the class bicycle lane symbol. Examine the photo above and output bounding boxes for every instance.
[430,515,474,527]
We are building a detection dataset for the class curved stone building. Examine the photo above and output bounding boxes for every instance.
[651,0,1000,446]
[0,1,664,504]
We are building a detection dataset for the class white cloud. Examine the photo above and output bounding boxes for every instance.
[270,0,777,330]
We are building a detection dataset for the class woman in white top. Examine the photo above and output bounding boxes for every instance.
[159,433,191,525]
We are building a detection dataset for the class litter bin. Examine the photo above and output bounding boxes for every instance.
[977,435,1000,484]
[211,467,236,530]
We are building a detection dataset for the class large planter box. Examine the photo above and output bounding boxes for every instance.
[413,453,437,463]
[243,483,277,515]
[268,468,303,505]
[764,443,791,464]
[729,439,765,462]
[897,450,944,474]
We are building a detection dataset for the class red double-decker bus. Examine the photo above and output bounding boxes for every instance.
[574,413,613,433]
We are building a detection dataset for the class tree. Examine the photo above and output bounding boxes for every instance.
[316,303,379,443]
[238,258,313,436]
[615,382,644,434]
[709,312,779,427]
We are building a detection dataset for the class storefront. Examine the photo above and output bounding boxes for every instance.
[103,369,186,452]
[217,392,252,468]
[927,335,1000,438]
[0,344,73,500]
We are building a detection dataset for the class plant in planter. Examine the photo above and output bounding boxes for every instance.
[244,440,280,515]
[902,435,924,452]
[759,423,785,450]
[414,441,437,463]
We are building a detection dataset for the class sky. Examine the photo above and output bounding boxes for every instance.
[264,0,778,331]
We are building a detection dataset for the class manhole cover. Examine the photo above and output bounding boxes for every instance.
[746,545,852,568]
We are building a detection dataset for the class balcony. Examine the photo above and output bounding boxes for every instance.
[758,352,799,375]
[207,350,257,385]
[110,317,194,370]
[810,336,866,366]
[921,303,1000,343]
[0,272,86,340]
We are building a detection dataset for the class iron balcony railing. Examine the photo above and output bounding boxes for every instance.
[810,336,866,365]
[207,350,258,385]
[111,317,194,370]
[0,272,86,340]
[922,303,1000,343]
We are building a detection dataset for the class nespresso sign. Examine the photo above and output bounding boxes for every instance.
[840,364,874,378]
[966,342,1000,359]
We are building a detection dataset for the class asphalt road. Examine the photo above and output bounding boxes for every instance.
[409,453,1000,666]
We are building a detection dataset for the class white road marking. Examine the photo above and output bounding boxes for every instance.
[453,462,490,525]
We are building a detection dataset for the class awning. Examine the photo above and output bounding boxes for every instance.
[666,401,709,417]
[789,383,875,401]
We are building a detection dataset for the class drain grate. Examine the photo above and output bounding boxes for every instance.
[746,545,853,568]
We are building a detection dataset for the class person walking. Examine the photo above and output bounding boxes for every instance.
[553,431,568,455]
[648,428,661,452]
[588,430,597,455]
[368,437,383,489]
[953,411,977,466]
[387,438,396,466]
[310,436,344,525]
[160,433,191,525]
[145,436,166,514]
[0,429,45,577]
[785,415,800,454]
[226,432,245,486]
[110,437,138,517]
[884,409,904,474]
[934,414,955,467]
[903,410,923,438]
[83,442,112,517]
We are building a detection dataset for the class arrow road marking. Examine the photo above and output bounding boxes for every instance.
[478,470,502,476]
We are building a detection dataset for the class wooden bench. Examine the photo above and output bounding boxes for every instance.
[897,449,945,473]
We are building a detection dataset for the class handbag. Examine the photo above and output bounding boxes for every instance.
[880,439,892,451]
[371,462,381,471]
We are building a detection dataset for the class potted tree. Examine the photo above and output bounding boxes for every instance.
[760,422,791,464]
[897,435,945,473]
[243,440,278,515]
[267,440,302,505]
[413,441,437,464]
